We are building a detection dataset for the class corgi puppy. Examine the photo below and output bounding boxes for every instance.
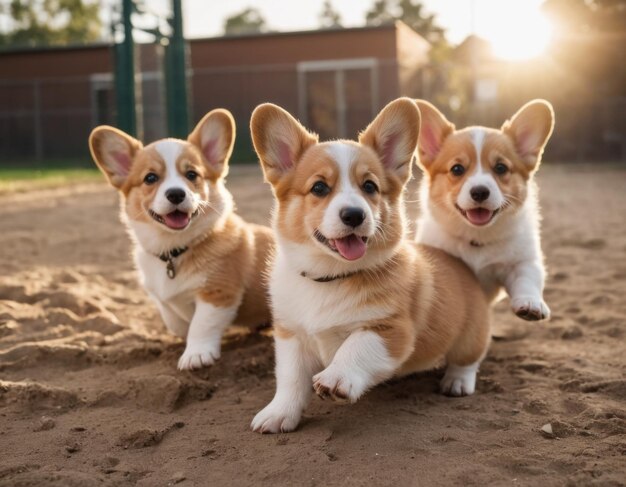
[414,100,554,321]
[89,109,273,370]
[249,99,490,433]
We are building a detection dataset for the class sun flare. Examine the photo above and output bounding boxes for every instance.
[479,3,553,61]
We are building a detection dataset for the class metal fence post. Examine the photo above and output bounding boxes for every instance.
[165,0,189,138]
[33,80,43,162]
[115,0,137,136]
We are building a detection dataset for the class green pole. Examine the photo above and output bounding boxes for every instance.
[116,0,137,136]
[165,0,189,137]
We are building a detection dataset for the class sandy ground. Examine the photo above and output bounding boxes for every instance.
[0,164,624,486]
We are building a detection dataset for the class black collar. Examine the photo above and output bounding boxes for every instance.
[158,246,188,279]
[300,269,362,283]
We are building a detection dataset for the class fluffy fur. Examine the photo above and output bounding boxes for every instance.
[89,109,273,370]
[249,99,491,433]
[415,99,555,320]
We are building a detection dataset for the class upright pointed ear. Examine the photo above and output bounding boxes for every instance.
[188,108,236,178]
[250,103,318,185]
[89,126,142,189]
[502,99,554,169]
[414,100,454,169]
[359,97,420,184]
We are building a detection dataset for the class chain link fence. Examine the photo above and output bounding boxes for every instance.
[1,65,624,165]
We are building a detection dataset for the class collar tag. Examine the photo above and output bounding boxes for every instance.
[158,246,188,279]
[166,259,176,279]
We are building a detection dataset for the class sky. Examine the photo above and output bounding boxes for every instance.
[176,0,547,46]
[0,0,550,59]
[118,0,548,47]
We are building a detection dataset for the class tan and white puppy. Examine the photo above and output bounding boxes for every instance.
[89,109,273,370]
[249,99,490,433]
[415,100,554,321]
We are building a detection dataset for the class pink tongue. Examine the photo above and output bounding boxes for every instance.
[164,210,190,229]
[333,235,367,261]
[466,208,493,226]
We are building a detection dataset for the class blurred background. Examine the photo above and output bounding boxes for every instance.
[0,0,624,173]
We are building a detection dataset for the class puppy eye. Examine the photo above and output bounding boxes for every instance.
[186,170,198,181]
[494,160,509,175]
[311,181,331,197]
[450,164,465,176]
[144,172,159,185]
[362,180,378,194]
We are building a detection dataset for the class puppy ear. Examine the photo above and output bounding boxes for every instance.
[89,126,142,189]
[359,97,420,184]
[414,100,454,169]
[250,103,318,185]
[502,99,554,169]
[188,108,236,178]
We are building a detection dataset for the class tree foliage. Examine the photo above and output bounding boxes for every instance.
[223,7,267,36]
[318,0,342,29]
[365,0,445,44]
[0,0,101,47]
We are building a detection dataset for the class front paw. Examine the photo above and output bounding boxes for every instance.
[312,366,366,403]
[440,365,478,397]
[177,340,221,370]
[251,401,301,434]
[512,296,550,321]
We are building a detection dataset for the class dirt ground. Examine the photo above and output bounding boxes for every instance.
[0,163,624,486]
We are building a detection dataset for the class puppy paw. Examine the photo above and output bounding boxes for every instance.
[440,364,478,397]
[251,401,300,434]
[177,340,221,370]
[512,296,550,321]
[312,366,366,403]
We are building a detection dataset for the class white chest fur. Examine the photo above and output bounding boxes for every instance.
[135,248,205,323]
[270,250,391,365]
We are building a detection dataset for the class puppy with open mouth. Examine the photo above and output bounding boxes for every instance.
[414,100,555,321]
[249,98,491,433]
[89,109,273,370]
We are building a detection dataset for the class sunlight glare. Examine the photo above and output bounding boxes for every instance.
[479,3,552,61]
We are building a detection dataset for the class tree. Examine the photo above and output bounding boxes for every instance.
[365,0,395,26]
[365,0,445,45]
[318,0,342,29]
[223,7,267,36]
[0,0,101,48]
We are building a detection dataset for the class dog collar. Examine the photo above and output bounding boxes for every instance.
[299,269,362,283]
[158,246,188,279]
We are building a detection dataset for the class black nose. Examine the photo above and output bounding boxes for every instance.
[340,207,366,228]
[470,186,490,203]
[165,188,186,205]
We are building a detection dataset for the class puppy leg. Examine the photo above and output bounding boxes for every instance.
[251,330,319,434]
[156,301,188,337]
[177,300,238,370]
[442,313,490,397]
[313,329,399,403]
[506,261,550,321]
[441,362,481,396]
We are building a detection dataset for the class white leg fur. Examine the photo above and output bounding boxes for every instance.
[313,330,397,403]
[156,301,188,338]
[177,300,238,370]
[441,361,480,396]
[251,335,320,433]
[505,261,550,321]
